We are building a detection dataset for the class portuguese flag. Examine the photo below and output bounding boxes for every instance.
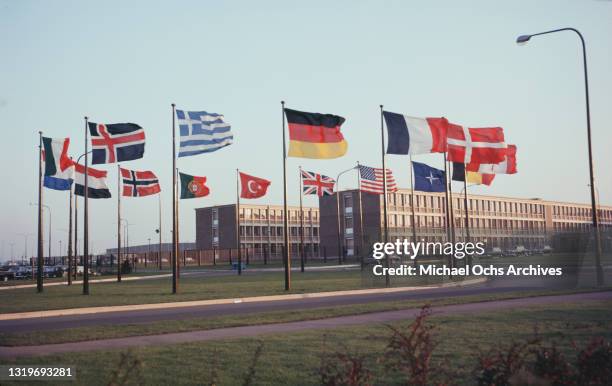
[179,172,210,199]
[284,108,347,159]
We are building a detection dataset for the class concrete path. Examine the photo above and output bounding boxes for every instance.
[0,277,485,321]
[1,291,609,359]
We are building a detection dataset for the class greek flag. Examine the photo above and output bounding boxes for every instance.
[176,110,233,157]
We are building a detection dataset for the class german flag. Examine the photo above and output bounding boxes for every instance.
[284,108,347,159]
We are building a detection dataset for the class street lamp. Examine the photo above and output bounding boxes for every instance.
[335,166,358,264]
[516,27,603,285]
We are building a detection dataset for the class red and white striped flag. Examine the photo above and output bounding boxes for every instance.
[358,165,397,194]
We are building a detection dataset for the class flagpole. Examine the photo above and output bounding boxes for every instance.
[356,161,365,269]
[67,163,73,286]
[117,164,122,282]
[158,193,162,270]
[447,160,456,269]
[380,105,390,287]
[74,182,78,281]
[463,165,471,267]
[281,101,291,291]
[83,117,90,295]
[409,156,418,244]
[176,167,180,279]
[236,169,242,275]
[443,153,451,244]
[36,131,44,293]
[171,103,178,294]
[299,166,305,273]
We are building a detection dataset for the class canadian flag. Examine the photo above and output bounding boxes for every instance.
[446,123,507,164]
[467,144,517,174]
[239,172,271,199]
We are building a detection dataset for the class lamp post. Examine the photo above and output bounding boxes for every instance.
[516,28,603,285]
[335,166,357,264]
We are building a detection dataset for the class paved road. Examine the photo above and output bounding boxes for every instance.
[0,275,576,334]
[1,291,610,359]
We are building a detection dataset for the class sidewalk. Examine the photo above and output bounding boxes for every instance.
[0,277,486,321]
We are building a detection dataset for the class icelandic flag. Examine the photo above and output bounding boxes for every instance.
[88,122,145,164]
[42,137,74,191]
[176,110,233,157]
[383,111,448,155]
[412,161,446,193]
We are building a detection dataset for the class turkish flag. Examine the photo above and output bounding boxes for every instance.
[239,172,271,199]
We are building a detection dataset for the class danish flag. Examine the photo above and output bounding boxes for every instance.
[446,123,506,164]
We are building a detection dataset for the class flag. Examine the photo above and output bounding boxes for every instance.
[383,111,448,155]
[446,123,506,164]
[120,168,161,197]
[89,122,145,164]
[42,137,74,191]
[412,161,446,192]
[284,108,347,159]
[301,170,335,197]
[452,163,495,186]
[358,165,397,194]
[73,163,111,199]
[179,172,210,199]
[176,110,233,157]
[239,172,271,199]
[467,144,517,175]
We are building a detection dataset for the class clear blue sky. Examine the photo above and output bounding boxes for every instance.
[1,0,611,260]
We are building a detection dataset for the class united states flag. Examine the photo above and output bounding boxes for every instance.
[358,165,398,194]
[177,110,233,157]
[301,170,335,196]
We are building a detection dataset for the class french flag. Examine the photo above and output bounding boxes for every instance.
[383,111,448,155]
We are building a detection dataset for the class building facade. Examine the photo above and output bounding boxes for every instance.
[195,190,612,260]
[195,204,320,259]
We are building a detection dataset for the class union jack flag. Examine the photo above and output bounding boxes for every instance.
[120,168,160,197]
[89,122,145,164]
[301,170,335,196]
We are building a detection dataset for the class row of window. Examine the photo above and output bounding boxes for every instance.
[553,205,612,220]
[240,243,320,255]
[385,193,546,215]
[387,214,546,230]
[240,225,320,237]
[239,208,319,221]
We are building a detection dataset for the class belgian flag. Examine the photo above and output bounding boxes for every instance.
[284,108,347,159]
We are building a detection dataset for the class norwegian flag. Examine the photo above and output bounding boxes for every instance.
[446,123,506,164]
[120,168,161,197]
[301,170,335,196]
[89,122,145,164]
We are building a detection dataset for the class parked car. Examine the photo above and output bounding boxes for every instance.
[43,265,64,278]
[0,266,16,281]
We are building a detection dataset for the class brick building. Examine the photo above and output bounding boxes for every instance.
[195,190,612,260]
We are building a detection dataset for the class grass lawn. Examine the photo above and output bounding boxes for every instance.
[0,267,472,314]
[2,287,607,346]
[0,300,610,385]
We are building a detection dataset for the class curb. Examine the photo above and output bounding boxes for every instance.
[0,277,486,321]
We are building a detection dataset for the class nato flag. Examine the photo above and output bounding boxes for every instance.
[412,161,446,192]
